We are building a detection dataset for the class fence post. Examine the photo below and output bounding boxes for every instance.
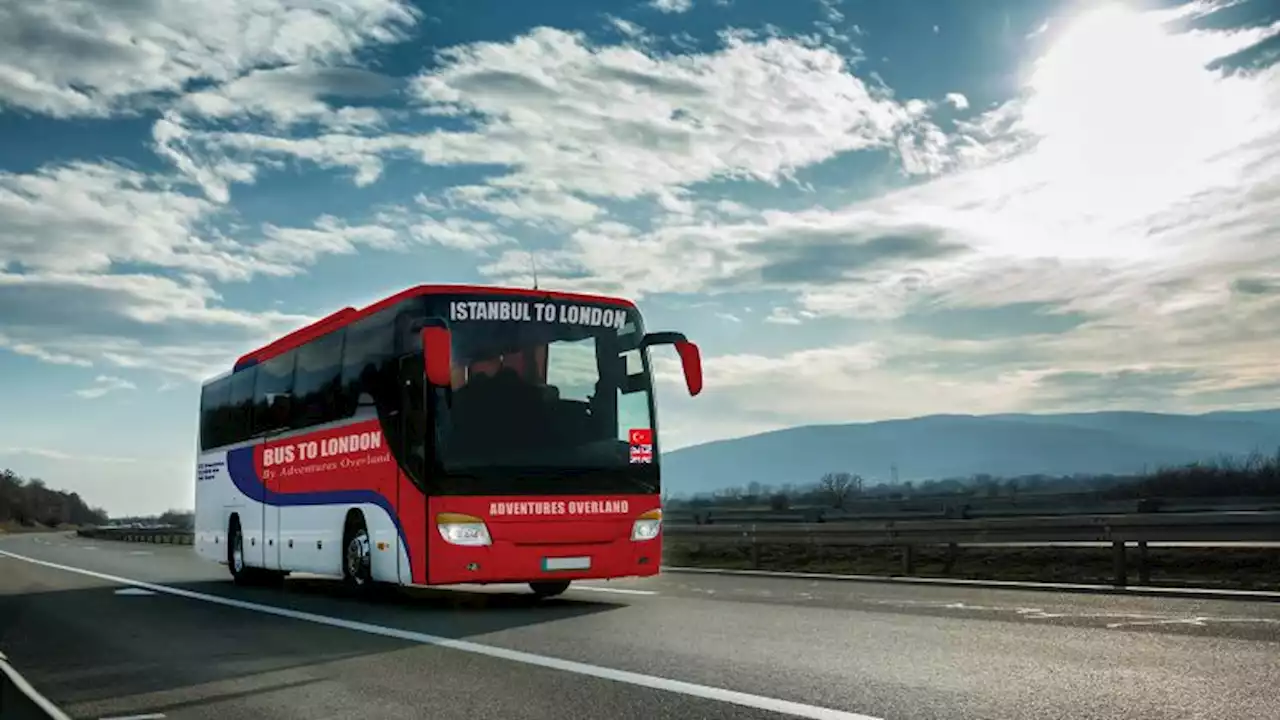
[1136,541,1149,585]
[1112,541,1127,586]
[901,545,915,576]
[943,542,958,575]
[749,525,761,569]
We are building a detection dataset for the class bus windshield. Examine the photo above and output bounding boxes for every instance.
[434,299,656,473]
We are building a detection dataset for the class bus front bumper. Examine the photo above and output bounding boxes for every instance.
[427,537,662,585]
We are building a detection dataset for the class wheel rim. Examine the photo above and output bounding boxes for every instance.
[232,533,244,573]
[346,530,370,584]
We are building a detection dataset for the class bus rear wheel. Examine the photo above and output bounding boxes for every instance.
[342,513,373,591]
[530,581,570,598]
[228,517,250,585]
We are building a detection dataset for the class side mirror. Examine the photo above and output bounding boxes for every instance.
[674,340,703,396]
[641,331,703,397]
[421,325,453,387]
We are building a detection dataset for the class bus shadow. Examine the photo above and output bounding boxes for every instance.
[0,576,631,717]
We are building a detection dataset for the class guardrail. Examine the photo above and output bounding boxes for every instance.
[663,497,1280,525]
[77,527,193,545]
[663,510,1280,585]
[0,652,71,720]
[76,510,1280,587]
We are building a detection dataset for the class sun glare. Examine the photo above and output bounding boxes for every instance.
[965,1,1271,261]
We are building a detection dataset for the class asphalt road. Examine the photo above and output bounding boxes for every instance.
[1,532,1278,720]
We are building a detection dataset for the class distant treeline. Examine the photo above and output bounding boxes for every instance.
[0,468,109,528]
[669,451,1280,509]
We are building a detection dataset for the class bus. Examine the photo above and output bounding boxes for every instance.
[193,284,702,598]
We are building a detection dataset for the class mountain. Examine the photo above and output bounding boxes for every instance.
[661,409,1280,497]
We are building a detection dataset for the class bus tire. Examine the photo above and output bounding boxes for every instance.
[530,581,570,598]
[342,511,374,591]
[227,516,251,585]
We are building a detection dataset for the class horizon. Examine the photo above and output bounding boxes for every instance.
[2,0,1278,514]
[8,404,1280,515]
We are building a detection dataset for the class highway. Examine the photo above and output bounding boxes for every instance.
[1,533,1277,720]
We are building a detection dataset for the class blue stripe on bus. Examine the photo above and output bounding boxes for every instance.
[225,446,412,570]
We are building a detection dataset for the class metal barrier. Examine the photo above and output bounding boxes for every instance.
[0,652,71,720]
[76,510,1280,586]
[663,510,1280,585]
[77,527,193,545]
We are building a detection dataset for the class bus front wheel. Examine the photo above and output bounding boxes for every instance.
[530,581,570,598]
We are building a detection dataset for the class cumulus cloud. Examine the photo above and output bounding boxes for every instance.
[0,0,419,118]
[172,28,942,209]
[944,92,969,110]
[650,0,694,13]
[0,271,313,379]
[0,162,237,277]
[178,66,401,129]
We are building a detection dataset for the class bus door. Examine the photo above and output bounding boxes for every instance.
[258,392,292,572]
[396,353,429,585]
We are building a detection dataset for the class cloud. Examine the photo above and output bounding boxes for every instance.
[0,162,240,278]
[75,375,138,400]
[1033,368,1203,407]
[0,271,313,379]
[944,92,969,110]
[650,0,694,13]
[253,215,407,268]
[0,447,136,464]
[178,66,402,129]
[181,28,942,209]
[898,301,1093,341]
[0,0,419,118]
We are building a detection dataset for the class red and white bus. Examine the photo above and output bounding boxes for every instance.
[193,284,702,597]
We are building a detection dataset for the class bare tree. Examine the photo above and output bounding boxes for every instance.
[819,471,863,509]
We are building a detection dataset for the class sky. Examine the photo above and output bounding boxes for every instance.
[0,0,1278,515]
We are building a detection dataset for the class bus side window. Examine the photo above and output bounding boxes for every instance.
[292,329,345,429]
[199,376,232,450]
[226,367,258,446]
[252,351,297,436]
[340,309,396,418]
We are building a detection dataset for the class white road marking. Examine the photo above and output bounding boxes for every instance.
[99,714,167,720]
[115,588,157,596]
[128,551,154,556]
[0,549,881,720]
[0,650,74,720]
[571,585,658,596]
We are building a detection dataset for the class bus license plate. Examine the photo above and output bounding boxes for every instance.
[542,556,591,571]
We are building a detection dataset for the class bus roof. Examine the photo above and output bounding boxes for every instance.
[231,283,638,373]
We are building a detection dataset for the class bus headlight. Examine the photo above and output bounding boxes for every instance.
[436,513,492,547]
[631,509,662,541]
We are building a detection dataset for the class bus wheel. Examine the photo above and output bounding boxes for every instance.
[342,513,373,590]
[227,517,250,585]
[530,581,570,598]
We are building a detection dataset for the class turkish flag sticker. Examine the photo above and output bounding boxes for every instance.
[629,428,653,445]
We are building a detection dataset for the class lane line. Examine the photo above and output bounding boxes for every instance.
[0,550,882,720]
[0,650,73,720]
[100,714,167,720]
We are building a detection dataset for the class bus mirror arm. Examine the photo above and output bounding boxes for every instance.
[640,332,703,397]
[421,324,453,388]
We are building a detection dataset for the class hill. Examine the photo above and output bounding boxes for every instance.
[661,409,1280,497]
